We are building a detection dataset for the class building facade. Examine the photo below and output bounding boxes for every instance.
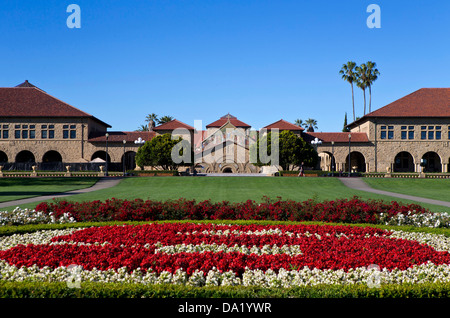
[0,82,449,174]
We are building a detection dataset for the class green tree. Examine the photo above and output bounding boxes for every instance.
[252,130,318,171]
[366,61,380,113]
[159,115,174,124]
[339,61,357,122]
[342,112,350,132]
[305,118,318,132]
[136,124,149,132]
[145,113,159,124]
[294,119,306,128]
[135,133,192,170]
[355,63,369,116]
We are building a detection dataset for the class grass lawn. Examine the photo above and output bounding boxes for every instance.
[363,178,450,202]
[1,176,449,213]
[0,177,99,203]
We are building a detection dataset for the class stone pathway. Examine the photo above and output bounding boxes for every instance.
[0,177,122,209]
[339,177,450,208]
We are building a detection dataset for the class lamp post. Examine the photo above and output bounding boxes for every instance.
[348,133,351,177]
[311,137,322,170]
[122,140,126,176]
[134,137,145,145]
[105,132,109,177]
[331,141,335,177]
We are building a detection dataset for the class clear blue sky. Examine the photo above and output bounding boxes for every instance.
[1,0,449,132]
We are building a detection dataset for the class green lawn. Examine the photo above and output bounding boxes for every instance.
[363,178,450,202]
[0,177,99,203]
[1,176,449,213]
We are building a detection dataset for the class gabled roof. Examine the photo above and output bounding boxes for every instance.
[88,131,156,143]
[0,82,111,127]
[305,132,369,143]
[206,114,251,128]
[349,88,450,128]
[263,119,304,131]
[153,119,195,131]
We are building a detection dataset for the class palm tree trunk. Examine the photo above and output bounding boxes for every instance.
[351,83,355,122]
[368,85,372,113]
[363,89,366,115]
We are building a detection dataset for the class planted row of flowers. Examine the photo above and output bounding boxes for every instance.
[1,223,450,287]
[32,196,445,226]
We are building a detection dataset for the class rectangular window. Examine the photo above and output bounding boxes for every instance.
[49,130,55,139]
[15,130,20,139]
[436,131,441,140]
[63,125,69,129]
[388,130,394,139]
[41,125,47,129]
[63,130,69,139]
[15,125,20,129]
[70,125,76,129]
[2,130,8,139]
[380,131,386,139]
[428,131,434,139]
[401,126,407,130]
[41,130,48,139]
[70,130,76,139]
[29,130,35,139]
[22,125,28,129]
[421,131,427,140]
[22,130,28,139]
[401,131,407,140]
[408,131,414,139]
[2,125,8,129]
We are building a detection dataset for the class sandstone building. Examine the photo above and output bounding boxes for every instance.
[0,81,448,174]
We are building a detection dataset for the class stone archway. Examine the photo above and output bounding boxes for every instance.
[318,151,335,172]
[345,151,366,172]
[91,151,111,163]
[121,151,136,171]
[42,150,63,163]
[421,152,441,172]
[394,151,414,172]
[0,151,8,163]
[16,150,35,163]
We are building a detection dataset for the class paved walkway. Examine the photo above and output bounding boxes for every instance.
[0,177,123,209]
[339,177,450,208]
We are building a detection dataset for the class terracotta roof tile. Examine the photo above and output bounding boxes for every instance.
[263,119,304,131]
[361,88,450,119]
[0,85,111,127]
[88,131,156,143]
[153,119,194,131]
[206,117,251,128]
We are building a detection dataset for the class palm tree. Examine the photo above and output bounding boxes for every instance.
[145,113,159,124]
[339,61,357,122]
[294,118,306,128]
[305,118,318,132]
[136,124,149,132]
[365,61,380,113]
[355,63,369,116]
[158,115,174,124]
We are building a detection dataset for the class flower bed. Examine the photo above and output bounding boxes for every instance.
[1,222,450,288]
[34,196,433,225]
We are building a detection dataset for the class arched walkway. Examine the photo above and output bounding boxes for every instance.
[394,151,414,172]
[421,152,441,172]
[318,151,335,172]
[42,150,63,163]
[0,151,8,163]
[91,151,111,163]
[15,150,35,163]
[345,151,366,172]
[121,151,136,170]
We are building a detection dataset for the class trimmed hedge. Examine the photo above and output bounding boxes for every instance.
[1,280,450,298]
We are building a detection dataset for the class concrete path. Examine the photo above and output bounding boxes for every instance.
[339,177,450,208]
[0,177,122,209]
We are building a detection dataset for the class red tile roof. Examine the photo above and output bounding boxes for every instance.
[206,115,251,128]
[305,132,369,143]
[0,85,111,127]
[153,119,194,131]
[263,119,304,131]
[349,88,450,128]
[88,131,156,143]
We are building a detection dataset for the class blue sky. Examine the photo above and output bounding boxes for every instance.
[1,0,449,133]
